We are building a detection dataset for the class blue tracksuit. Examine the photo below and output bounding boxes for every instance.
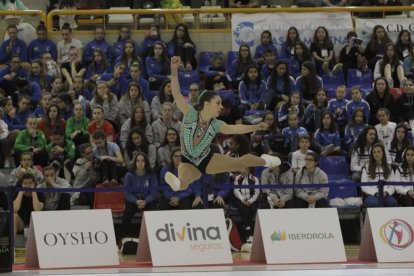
[17,83,41,106]
[27,39,57,62]
[27,74,53,89]
[2,112,25,130]
[112,39,139,62]
[145,56,169,82]
[85,62,112,83]
[124,171,158,204]
[254,43,278,61]
[313,128,341,147]
[239,80,267,105]
[0,39,27,64]
[98,73,128,98]
[345,99,370,122]
[83,39,112,65]
[281,126,308,147]
[344,123,367,150]
[327,98,349,128]
[280,42,295,61]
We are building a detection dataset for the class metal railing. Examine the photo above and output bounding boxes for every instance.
[0,9,46,24]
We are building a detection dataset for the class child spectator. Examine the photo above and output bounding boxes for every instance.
[346,86,370,122]
[282,112,308,153]
[38,165,71,210]
[310,26,342,75]
[205,55,229,90]
[291,135,313,174]
[114,40,145,79]
[295,61,323,103]
[365,77,394,126]
[288,41,313,79]
[251,111,284,156]
[344,109,368,151]
[375,108,396,145]
[265,60,295,111]
[71,143,96,206]
[302,88,328,133]
[47,129,75,182]
[238,64,267,113]
[98,63,128,98]
[277,91,305,129]
[327,85,349,134]
[8,152,43,186]
[260,49,276,81]
[145,41,171,91]
[254,30,278,67]
[280,26,300,61]
[85,48,112,87]
[313,110,341,156]
[260,163,293,209]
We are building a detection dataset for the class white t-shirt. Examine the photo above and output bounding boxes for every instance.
[375,121,396,146]
[57,38,83,63]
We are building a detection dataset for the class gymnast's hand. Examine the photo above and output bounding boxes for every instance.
[256,122,269,131]
[171,56,181,70]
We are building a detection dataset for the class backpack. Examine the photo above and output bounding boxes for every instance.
[120,238,139,255]
[226,218,242,252]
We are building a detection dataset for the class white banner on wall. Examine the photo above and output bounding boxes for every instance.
[231,12,353,55]
[355,18,414,45]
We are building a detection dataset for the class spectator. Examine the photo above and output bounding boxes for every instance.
[366,77,394,126]
[282,112,308,154]
[85,48,112,87]
[113,26,138,62]
[157,127,180,169]
[261,163,293,209]
[187,83,200,107]
[217,98,243,125]
[403,44,414,78]
[228,44,256,88]
[56,92,74,120]
[260,49,276,82]
[98,63,128,98]
[290,152,329,208]
[251,111,284,156]
[361,143,398,207]
[277,91,305,129]
[159,147,192,210]
[373,42,404,88]
[339,31,366,79]
[83,26,112,65]
[302,88,328,133]
[346,86,370,122]
[327,85,349,133]
[204,55,229,90]
[14,76,41,110]
[90,81,120,129]
[394,145,414,206]
[37,104,66,143]
[28,59,53,90]
[288,41,313,79]
[280,26,301,61]
[58,0,78,30]
[49,77,64,99]
[291,135,313,175]
[395,29,411,62]
[3,95,30,132]
[0,24,27,66]
[145,41,171,91]
[61,47,87,90]
[47,129,75,182]
[57,23,83,65]
[72,76,93,103]
[295,61,323,103]
[92,130,124,185]
[27,22,57,63]
[393,78,414,125]
[167,23,197,71]
[88,106,115,142]
[387,123,411,168]
[127,62,150,103]
[152,102,182,148]
[9,151,43,186]
[119,82,150,126]
[0,55,27,104]
[122,152,158,238]
[313,110,341,156]
[266,60,295,111]
[254,30,278,67]
[13,173,44,238]
[14,116,48,167]
[114,40,145,79]
[344,108,368,152]
[311,26,342,75]
[375,108,396,146]
[365,25,392,72]
[120,105,154,149]
[151,79,181,121]
[42,52,61,79]
[38,166,71,210]
[124,127,156,169]
[239,65,267,113]
[140,25,163,60]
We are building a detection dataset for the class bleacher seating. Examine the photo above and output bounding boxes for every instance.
[199,51,224,73]
[321,70,345,99]
[347,69,373,97]
[93,185,125,213]
[178,70,200,96]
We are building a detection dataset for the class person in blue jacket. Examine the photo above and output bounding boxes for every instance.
[0,54,27,104]
[126,63,151,103]
[0,24,27,65]
[112,26,138,63]
[238,64,267,113]
[83,26,112,66]
[15,76,41,109]
[167,23,197,71]
[27,22,57,63]
[98,63,128,98]
[84,48,112,85]
[122,152,158,237]
[140,25,164,60]
[145,41,171,91]
[254,30,278,67]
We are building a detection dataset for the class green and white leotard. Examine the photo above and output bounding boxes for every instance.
[181,107,223,166]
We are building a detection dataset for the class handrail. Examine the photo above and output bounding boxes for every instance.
[0,9,46,23]
[46,6,414,32]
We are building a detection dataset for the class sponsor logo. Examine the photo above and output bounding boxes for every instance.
[233,22,255,47]
[43,231,109,246]
[271,230,334,242]
[380,219,414,250]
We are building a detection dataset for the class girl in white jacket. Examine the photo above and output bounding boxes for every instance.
[361,143,398,207]
[394,145,414,206]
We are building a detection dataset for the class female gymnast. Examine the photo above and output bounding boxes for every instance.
[165,56,281,191]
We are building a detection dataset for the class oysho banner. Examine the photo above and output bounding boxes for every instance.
[231,12,353,55]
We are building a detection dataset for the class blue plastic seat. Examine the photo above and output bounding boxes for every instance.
[321,70,345,98]
[178,70,200,96]
[199,51,224,73]
[347,69,373,96]
[319,156,350,180]
[217,90,238,105]
[227,51,238,68]
[244,110,267,117]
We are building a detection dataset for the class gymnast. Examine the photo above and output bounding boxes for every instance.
[165,56,281,191]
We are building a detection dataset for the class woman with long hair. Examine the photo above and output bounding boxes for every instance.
[365,25,392,71]
[124,127,156,168]
[145,41,171,91]
[281,26,301,61]
[157,127,180,169]
[120,105,153,149]
[37,104,66,142]
[119,82,150,125]
[394,145,414,206]
[266,60,295,111]
[387,123,411,167]
[228,44,256,88]
[90,81,120,130]
[373,42,404,88]
[167,23,197,71]
[295,61,323,103]
[365,77,394,126]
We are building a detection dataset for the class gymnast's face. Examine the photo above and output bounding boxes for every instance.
[204,95,223,118]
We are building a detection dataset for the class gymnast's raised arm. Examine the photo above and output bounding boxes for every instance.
[170,56,191,116]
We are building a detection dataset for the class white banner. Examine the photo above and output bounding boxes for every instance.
[26,210,119,269]
[231,12,353,55]
[136,209,232,266]
[355,18,414,45]
[251,209,346,264]
[359,207,414,263]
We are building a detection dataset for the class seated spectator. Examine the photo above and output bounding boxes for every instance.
[260,163,293,209]
[140,25,163,60]
[254,30,278,67]
[167,23,197,71]
[42,52,61,79]
[295,61,322,103]
[85,48,112,87]
[366,77,394,126]
[187,83,200,107]
[302,88,328,134]
[28,59,53,90]
[157,127,180,169]
[90,81,120,130]
[14,76,41,109]
[228,44,256,88]
[159,148,192,210]
[61,47,86,90]
[92,130,124,185]
[282,112,308,154]
[37,104,66,143]
[238,65,267,113]
[339,31,366,79]
[33,91,52,120]
[127,63,150,102]
[120,105,154,149]
[98,63,128,98]
[124,127,156,168]
[145,41,171,91]
[88,106,115,142]
[122,152,158,238]
[373,42,404,88]
[344,109,368,152]
[217,98,242,125]
[27,22,57,63]
[9,152,44,186]
[394,145,414,206]
[49,77,64,99]
[65,102,90,147]
[113,26,138,62]
[290,152,329,208]
[0,55,27,105]
[265,60,295,111]
[56,92,74,120]
[0,107,12,168]
[403,44,414,78]
[291,135,313,174]
[375,108,396,146]
[14,116,48,167]
[47,129,75,182]
[152,102,182,148]
[0,24,27,66]
[313,110,341,156]
[71,143,96,206]
[280,26,301,61]
[119,82,150,126]
[83,26,112,66]
[151,79,181,121]
[114,40,145,79]
[251,111,284,156]
[288,41,313,79]
[311,26,342,75]
[13,173,44,238]
[57,23,83,65]
[361,143,398,207]
[233,166,260,243]
[393,78,414,125]
[364,25,392,72]
[277,91,305,129]
[327,85,349,133]
[1,95,29,131]
[346,86,370,122]
[387,123,411,168]
[204,55,229,91]
[38,166,71,210]
[72,76,93,103]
